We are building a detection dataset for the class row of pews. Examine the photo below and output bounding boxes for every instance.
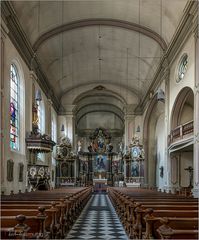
[108,187,198,239]
[1,187,92,239]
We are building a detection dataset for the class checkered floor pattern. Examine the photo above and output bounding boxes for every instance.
[66,193,128,240]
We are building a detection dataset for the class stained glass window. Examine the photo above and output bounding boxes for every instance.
[177,54,188,83]
[37,102,41,132]
[51,112,57,166]
[10,64,20,150]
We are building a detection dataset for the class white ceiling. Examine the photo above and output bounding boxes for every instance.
[11,0,188,112]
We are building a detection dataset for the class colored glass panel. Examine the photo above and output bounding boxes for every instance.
[10,64,19,150]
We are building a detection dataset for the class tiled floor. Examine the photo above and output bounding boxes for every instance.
[66,193,128,240]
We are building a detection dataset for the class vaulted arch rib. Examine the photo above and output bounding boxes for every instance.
[33,18,167,51]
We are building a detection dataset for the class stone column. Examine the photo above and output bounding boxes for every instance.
[124,111,135,150]
[193,21,199,198]
[164,68,171,192]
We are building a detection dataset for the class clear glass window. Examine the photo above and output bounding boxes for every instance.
[177,54,188,83]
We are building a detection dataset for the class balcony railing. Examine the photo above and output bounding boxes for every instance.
[168,120,194,145]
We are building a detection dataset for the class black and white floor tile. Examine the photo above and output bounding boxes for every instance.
[66,193,128,240]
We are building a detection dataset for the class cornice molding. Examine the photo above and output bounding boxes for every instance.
[33,18,167,51]
[1,1,60,112]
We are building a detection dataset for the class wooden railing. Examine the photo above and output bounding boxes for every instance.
[168,120,194,145]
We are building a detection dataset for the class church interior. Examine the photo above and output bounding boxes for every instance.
[1,0,199,239]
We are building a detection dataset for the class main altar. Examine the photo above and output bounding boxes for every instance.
[54,128,145,189]
[78,128,124,189]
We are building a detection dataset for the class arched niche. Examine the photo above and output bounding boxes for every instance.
[171,87,194,130]
[143,94,165,187]
[169,87,194,191]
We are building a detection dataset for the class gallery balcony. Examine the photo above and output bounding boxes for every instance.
[168,120,194,147]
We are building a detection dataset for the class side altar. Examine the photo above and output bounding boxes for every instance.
[124,137,145,187]
[55,136,77,187]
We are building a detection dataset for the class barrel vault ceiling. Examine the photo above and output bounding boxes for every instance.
[11,0,188,113]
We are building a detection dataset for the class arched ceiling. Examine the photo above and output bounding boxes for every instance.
[11,0,188,113]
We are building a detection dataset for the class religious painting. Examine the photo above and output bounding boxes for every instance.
[18,163,24,182]
[52,170,54,182]
[131,161,139,177]
[61,162,69,177]
[95,155,107,172]
[7,159,14,182]
[88,128,113,153]
[112,161,119,174]
[131,146,141,159]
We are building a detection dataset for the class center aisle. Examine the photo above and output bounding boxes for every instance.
[66,193,128,240]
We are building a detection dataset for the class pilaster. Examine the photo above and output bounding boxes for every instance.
[0,20,9,184]
[193,17,199,197]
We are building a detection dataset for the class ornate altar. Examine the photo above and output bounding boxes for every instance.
[78,128,124,187]
[124,137,145,186]
[55,136,77,187]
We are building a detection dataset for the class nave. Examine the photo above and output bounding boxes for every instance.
[1,1,199,239]
[1,186,198,240]
[66,193,127,240]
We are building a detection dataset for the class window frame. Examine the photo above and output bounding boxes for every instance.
[176,53,188,83]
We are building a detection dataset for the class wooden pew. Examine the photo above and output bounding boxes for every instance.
[1,187,92,239]
[156,217,198,239]
[108,188,198,240]
[1,208,48,239]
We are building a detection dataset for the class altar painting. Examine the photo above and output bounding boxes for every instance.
[95,155,107,172]
[131,161,139,177]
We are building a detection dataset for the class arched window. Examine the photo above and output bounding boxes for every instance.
[37,101,42,132]
[10,63,20,150]
[35,91,45,134]
[51,110,57,165]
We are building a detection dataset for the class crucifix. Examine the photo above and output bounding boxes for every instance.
[184,166,193,188]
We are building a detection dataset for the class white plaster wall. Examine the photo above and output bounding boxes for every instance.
[57,114,73,144]
[77,112,123,130]
[155,113,166,190]
[1,29,57,194]
[179,104,193,124]
[180,152,193,187]
[134,115,143,141]
[2,35,31,195]
[169,35,195,126]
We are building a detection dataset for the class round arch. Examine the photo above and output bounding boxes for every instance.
[143,93,165,187]
[170,87,194,130]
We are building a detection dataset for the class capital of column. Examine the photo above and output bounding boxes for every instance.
[30,70,37,83]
